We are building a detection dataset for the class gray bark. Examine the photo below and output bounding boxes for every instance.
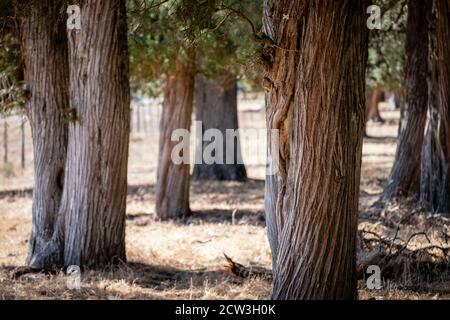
[29,0,131,268]
[60,0,131,267]
[20,0,69,267]
[192,75,247,181]
[383,0,431,200]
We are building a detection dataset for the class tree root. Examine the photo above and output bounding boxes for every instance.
[223,254,272,280]
[10,265,60,279]
[28,238,63,270]
[11,266,42,279]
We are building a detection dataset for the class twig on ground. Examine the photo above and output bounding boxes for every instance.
[223,253,272,281]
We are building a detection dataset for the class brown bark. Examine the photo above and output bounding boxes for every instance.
[155,53,195,220]
[192,75,247,181]
[420,0,450,214]
[383,0,431,200]
[263,0,369,299]
[29,0,131,268]
[20,0,69,266]
[365,88,385,123]
[392,88,405,110]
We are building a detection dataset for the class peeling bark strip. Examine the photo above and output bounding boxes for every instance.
[155,52,196,220]
[383,0,431,200]
[263,1,369,299]
[59,0,130,267]
[20,0,69,266]
[192,75,247,182]
[420,0,450,214]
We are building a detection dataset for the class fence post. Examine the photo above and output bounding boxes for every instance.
[136,104,141,133]
[3,119,8,164]
[21,118,25,169]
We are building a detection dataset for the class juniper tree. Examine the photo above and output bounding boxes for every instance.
[263,0,369,299]
[128,0,262,218]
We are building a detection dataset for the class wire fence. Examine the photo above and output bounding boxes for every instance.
[0,96,266,185]
[0,114,32,173]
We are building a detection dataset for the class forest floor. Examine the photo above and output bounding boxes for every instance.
[0,99,449,300]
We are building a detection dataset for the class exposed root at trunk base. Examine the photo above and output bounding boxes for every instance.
[11,266,60,279]
[223,254,272,281]
[28,239,63,271]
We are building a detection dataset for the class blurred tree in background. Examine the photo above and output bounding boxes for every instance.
[367,0,407,92]
[0,1,24,113]
[127,0,263,96]
[126,0,264,218]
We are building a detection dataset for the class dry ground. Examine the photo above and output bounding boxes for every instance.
[0,99,449,300]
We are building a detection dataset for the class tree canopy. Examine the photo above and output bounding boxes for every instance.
[367,0,407,91]
[127,0,263,96]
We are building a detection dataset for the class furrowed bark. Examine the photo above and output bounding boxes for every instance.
[383,0,431,200]
[59,0,130,267]
[420,0,450,214]
[192,74,247,181]
[155,53,195,220]
[263,0,369,299]
[20,0,69,267]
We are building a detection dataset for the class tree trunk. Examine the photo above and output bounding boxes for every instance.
[365,88,385,123]
[263,0,369,299]
[192,75,247,181]
[62,0,130,267]
[383,0,431,199]
[26,0,131,268]
[155,56,195,220]
[20,0,69,266]
[420,0,450,214]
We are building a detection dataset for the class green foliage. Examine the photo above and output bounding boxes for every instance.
[367,0,407,91]
[0,161,15,178]
[0,33,24,115]
[0,1,26,115]
[127,0,263,96]
[194,1,263,78]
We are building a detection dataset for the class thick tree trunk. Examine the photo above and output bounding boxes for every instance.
[155,56,195,220]
[27,0,131,269]
[420,0,450,214]
[263,0,369,299]
[192,75,247,181]
[20,1,69,266]
[58,0,131,267]
[383,0,431,199]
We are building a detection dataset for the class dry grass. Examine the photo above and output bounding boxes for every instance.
[0,100,449,300]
